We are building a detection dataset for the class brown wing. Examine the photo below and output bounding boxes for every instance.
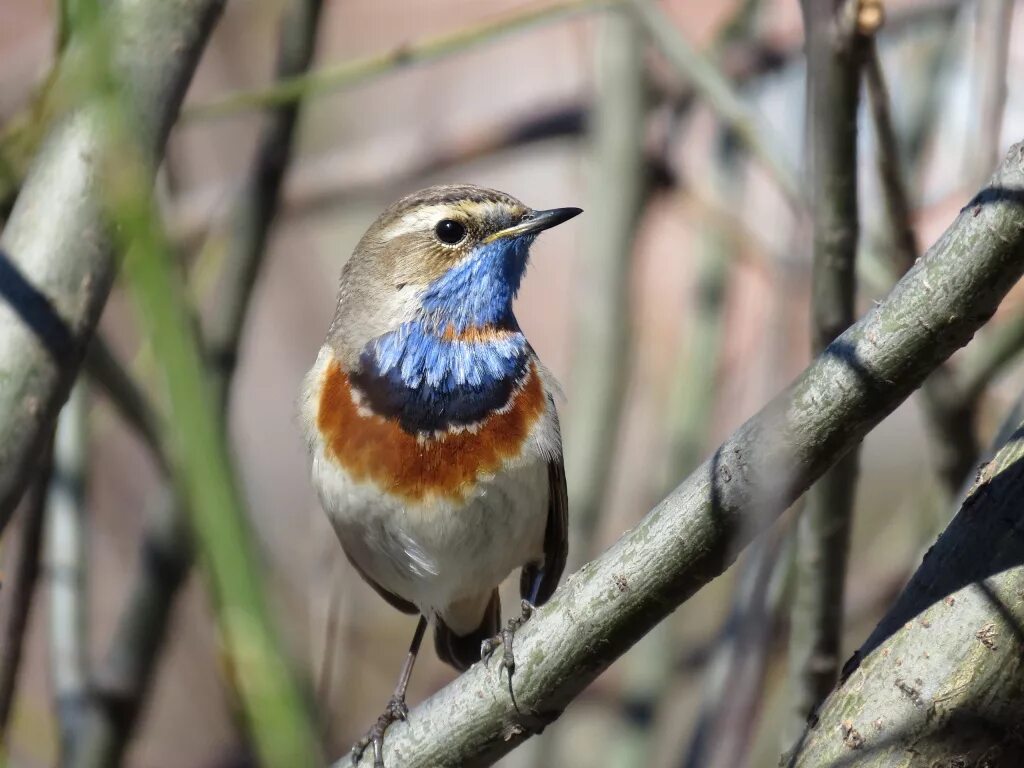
[340,544,418,615]
[520,455,569,606]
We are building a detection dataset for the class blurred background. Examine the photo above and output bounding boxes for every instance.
[1,0,1023,766]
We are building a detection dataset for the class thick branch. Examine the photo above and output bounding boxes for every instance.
[787,386,1024,766]
[344,144,1024,767]
[0,0,225,534]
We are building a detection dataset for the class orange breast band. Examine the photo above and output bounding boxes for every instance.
[316,355,545,503]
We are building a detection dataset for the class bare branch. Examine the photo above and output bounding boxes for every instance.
[786,0,868,741]
[45,382,89,761]
[83,335,168,473]
[564,6,647,566]
[0,0,225,535]
[787,384,1024,766]
[186,0,607,121]
[968,0,1014,185]
[628,0,803,208]
[203,0,325,406]
[864,43,919,278]
[0,444,52,742]
[70,488,189,768]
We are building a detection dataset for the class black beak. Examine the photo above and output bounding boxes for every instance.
[485,207,583,242]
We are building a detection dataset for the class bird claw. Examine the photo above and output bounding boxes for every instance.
[480,599,535,677]
[351,694,408,768]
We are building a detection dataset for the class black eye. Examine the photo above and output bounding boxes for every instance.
[434,219,466,245]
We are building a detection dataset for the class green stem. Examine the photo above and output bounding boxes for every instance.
[185,0,609,120]
[72,6,318,765]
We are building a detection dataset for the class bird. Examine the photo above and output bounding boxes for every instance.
[299,184,581,766]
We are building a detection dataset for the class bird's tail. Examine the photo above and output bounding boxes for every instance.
[434,589,501,672]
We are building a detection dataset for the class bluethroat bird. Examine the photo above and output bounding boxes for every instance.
[300,185,581,766]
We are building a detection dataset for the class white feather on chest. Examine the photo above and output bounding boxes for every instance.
[312,447,548,618]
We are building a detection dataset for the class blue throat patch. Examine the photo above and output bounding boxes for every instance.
[351,237,534,433]
[420,237,532,331]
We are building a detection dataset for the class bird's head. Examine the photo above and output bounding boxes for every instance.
[328,184,581,362]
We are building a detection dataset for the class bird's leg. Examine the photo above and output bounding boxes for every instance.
[352,616,428,768]
[481,598,536,678]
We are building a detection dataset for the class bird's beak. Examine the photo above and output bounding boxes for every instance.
[484,207,583,243]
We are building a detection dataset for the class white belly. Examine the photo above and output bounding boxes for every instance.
[312,445,549,619]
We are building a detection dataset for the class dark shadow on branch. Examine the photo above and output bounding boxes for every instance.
[964,185,1024,210]
[841,440,1024,680]
[0,248,74,362]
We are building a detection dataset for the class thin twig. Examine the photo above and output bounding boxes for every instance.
[564,5,648,568]
[0,443,53,743]
[864,43,919,277]
[627,0,803,208]
[70,489,189,768]
[185,0,609,120]
[865,37,1018,501]
[341,141,1024,767]
[46,382,89,764]
[968,0,1015,185]
[682,524,791,768]
[203,0,325,406]
[786,0,868,743]
[171,0,961,248]
[83,334,169,474]
[958,307,1024,402]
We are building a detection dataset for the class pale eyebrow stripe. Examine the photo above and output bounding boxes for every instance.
[380,201,513,240]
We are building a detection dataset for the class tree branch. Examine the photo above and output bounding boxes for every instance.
[968,0,1014,185]
[72,1,326,763]
[342,142,1024,767]
[564,5,647,567]
[0,444,52,743]
[864,44,919,278]
[786,0,868,740]
[628,0,803,208]
[203,0,325,406]
[45,382,89,761]
[186,0,606,121]
[787,379,1024,766]
[0,0,225,535]
[865,38,1022,500]
[70,488,189,768]
[83,334,169,474]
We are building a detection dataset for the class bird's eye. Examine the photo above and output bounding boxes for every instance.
[434,219,467,245]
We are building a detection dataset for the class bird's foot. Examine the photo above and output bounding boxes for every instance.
[480,599,535,677]
[351,695,408,768]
